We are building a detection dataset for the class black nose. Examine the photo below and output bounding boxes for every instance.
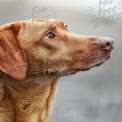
[96,37,114,50]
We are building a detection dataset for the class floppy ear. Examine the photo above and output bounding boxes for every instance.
[0,23,27,80]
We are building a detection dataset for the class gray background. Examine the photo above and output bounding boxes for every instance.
[0,0,122,122]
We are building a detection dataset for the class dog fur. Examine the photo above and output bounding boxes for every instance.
[0,19,113,122]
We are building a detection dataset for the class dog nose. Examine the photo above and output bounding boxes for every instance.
[96,37,114,50]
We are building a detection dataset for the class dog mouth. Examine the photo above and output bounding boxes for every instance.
[63,54,111,76]
[63,62,103,76]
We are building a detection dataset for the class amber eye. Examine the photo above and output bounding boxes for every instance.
[46,32,56,39]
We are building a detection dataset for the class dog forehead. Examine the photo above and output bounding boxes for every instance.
[26,19,64,26]
[19,19,67,33]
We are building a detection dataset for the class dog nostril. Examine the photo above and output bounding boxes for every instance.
[106,42,111,47]
[97,37,114,50]
[107,42,110,46]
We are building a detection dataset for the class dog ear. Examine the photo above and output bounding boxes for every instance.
[0,23,27,80]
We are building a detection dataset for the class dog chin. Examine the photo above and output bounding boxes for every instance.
[63,55,111,76]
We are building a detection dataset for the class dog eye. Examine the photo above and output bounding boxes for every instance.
[46,32,56,39]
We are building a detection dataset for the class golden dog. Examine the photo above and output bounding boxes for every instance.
[0,19,114,122]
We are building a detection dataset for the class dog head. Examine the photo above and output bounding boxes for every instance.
[0,19,114,81]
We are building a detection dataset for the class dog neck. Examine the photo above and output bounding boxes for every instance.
[0,73,59,122]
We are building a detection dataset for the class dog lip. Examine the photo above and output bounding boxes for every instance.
[63,52,112,76]
[63,69,81,75]
[63,68,91,75]
[95,62,104,67]
[66,57,110,74]
[93,55,111,67]
[80,68,90,71]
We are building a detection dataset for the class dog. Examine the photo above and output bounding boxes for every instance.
[0,19,114,122]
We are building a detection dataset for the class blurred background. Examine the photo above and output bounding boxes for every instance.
[0,0,122,122]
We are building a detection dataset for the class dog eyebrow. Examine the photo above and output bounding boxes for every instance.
[48,26,57,30]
